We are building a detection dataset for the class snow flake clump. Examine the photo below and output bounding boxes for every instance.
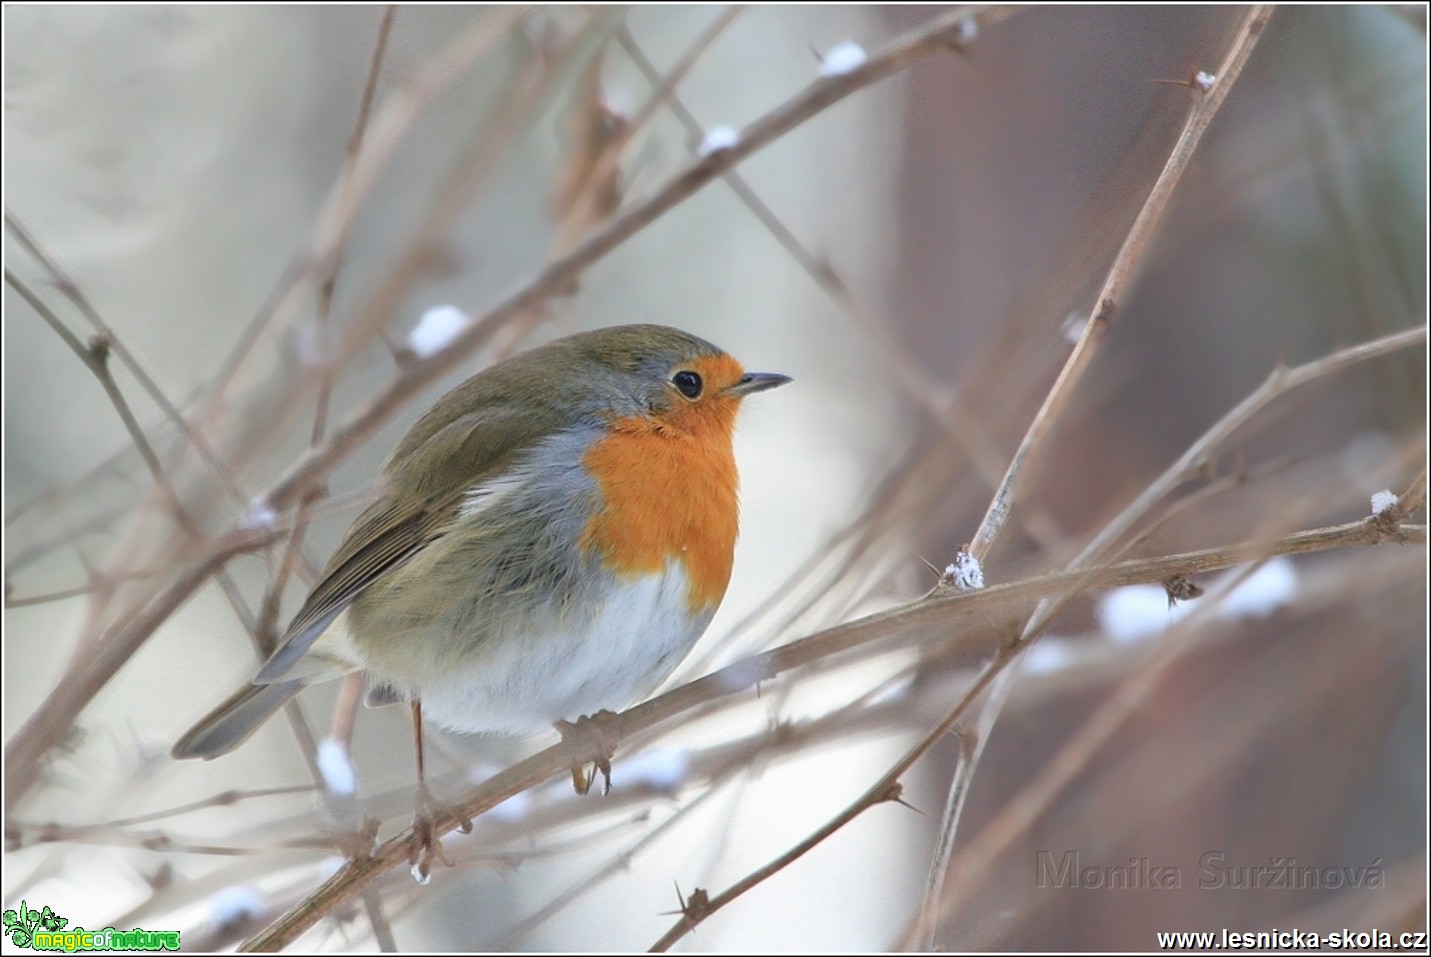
[409,305,473,359]
[819,41,868,77]
[1370,489,1399,517]
[697,125,740,158]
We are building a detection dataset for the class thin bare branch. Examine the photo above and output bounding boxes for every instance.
[238,509,1421,950]
[918,9,1276,939]
[3,523,285,808]
[968,6,1275,563]
[615,20,1022,517]
[5,213,249,505]
[259,6,1011,517]
[643,324,1425,951]
[7,270,169,488]
[200,7,529,407]
[558,7,745,246]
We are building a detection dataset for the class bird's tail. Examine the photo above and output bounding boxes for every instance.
[171,680,305,760]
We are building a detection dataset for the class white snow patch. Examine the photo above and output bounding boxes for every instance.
[944,549,985,591]
[1370,489,1399,517]
[408,305,473,359]
[316,736,357,797]
[819,42,868,77]
[697,125,739,158]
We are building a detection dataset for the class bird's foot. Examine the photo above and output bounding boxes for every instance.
[554,709,623,795]
[407,784,472,883]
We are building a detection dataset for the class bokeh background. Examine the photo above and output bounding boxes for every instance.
[4,6,1425,951]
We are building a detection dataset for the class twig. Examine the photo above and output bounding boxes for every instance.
[917,9,1276,941]
[5,213,248,505]
[9,785,314,835]
[642,323,1423,950]
[967,6,1275,563]
[558,7,745,246]
[9,267,265,671]
[307,3,396,446]
[228,10,606,485]
[614,22,1016,504]
[257,6,1009,517]
[257,7,398,791]
[502,788,724,947]
[236,506,1421,949]
[362,890,398,953]
[199,6,529,409]
[3,524,285,808]
[911,555,1289,946]
[500,672,918,947]
[6,271,170,487]
[1056,324,1425,594]
[648,779,911,951]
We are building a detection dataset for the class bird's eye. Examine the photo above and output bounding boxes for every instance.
[672,370,703,399]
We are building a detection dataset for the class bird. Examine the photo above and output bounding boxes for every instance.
[172,324,789,863]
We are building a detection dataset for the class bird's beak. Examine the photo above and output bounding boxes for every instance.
[725,372,792,397]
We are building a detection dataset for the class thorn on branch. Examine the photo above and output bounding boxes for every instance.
[879,781,924,815]
[917,554,943,583]
[874,780,920,814]
[665,883,712,930]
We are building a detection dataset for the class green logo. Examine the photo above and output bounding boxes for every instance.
[2,902,180,952]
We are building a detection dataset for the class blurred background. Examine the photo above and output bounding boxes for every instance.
[4,6,1425,951]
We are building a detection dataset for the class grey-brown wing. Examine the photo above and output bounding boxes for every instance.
[253,497,433,683]
[253,404,559,684]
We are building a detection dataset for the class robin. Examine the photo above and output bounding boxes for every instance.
[173,324,789,861]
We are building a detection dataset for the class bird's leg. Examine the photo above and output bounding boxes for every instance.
[407,700,471,882]
[554,709,623,796]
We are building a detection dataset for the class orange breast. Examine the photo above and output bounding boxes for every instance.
[579,402,741,613]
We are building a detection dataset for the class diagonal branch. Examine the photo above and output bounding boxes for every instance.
[240,501,1423,951]
[0,0,1011,828]
[5,212,249,505]
[637,322,1423,951]
[917,9,1275,943]
[6,269,168,487]
[259,6,1009,516]
[967,6,1275,563]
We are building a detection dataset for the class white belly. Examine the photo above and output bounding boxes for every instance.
[389,561,710,734]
